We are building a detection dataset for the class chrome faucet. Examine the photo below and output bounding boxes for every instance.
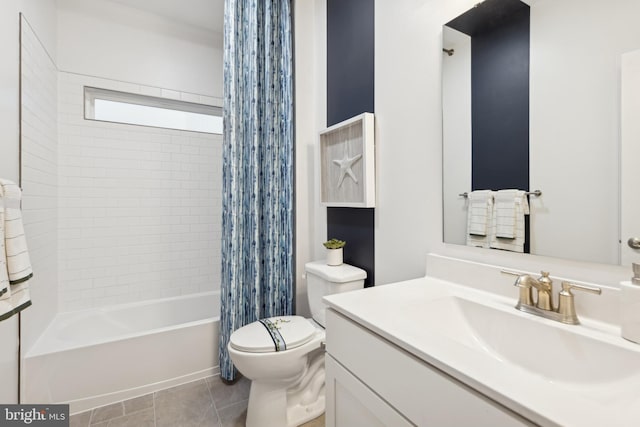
[502,270,601,325]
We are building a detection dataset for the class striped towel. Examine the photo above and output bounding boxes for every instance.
[0,179,33,321]
[466,190,494,249]
[490,189,529,253]
[0,200,12,320]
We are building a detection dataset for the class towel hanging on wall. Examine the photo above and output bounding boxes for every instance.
[0,179,33,321]
[0,201,11,318]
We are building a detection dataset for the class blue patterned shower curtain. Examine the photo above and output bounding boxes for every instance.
[219,0,294,382]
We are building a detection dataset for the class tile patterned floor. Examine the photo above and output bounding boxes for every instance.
[69,376,325,427]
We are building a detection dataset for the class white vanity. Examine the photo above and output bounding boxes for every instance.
[323,255,640,427]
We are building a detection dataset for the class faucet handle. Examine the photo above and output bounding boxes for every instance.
[501,270,534,307]
[501,270,527,286]
[537,271,553,292]
[560,281,602,296]
[501,269,521,278]
[557,281,602,325]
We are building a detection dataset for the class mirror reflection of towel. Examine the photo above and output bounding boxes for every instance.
[495,192,517,239]
[466,190,494,248]
[490,189,529,253]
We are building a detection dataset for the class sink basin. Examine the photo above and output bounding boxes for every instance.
[324,267,640,426]
[403,295,640,386]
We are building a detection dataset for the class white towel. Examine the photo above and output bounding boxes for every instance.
[490,189,529,253]
[0,179,32,321]
[466,190,494,249]
[0,200,12,321]
[494,191,518,238]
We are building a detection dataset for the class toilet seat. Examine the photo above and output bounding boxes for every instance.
[230,315,317,353]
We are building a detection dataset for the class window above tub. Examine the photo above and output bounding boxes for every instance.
[84,87,223,134]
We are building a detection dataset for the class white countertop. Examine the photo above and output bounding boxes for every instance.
[324,276,640,427]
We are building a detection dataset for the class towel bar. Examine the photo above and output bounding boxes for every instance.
[459,190,542,198]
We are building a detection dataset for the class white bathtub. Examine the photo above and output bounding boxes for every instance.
[23,291,220,414]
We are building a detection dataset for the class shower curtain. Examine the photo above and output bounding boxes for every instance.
[219,0,294,382]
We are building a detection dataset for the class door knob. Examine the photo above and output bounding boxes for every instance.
[628,237,640,249]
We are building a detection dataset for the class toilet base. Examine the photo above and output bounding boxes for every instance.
[287,392,325,427]
[246,350,325,427]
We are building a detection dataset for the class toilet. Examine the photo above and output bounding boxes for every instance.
[228,260,366,427]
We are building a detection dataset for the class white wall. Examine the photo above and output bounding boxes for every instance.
[57,0,223,99]
[0,1,56,217]
[294,0,327,316]
[373,0,483,285]
[58,72,221,311]
[0,0,57,405]
[0,2,22,404]
[442,26,471,246]
[20,14,59,359]
[528,0,640,265]
[54,1,223,310]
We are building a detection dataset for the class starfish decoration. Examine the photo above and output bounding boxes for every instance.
[333,153,362,187]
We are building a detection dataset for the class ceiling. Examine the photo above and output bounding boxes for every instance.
[105,0,224,34]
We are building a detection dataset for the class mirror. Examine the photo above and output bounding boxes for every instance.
[442,0,640,265]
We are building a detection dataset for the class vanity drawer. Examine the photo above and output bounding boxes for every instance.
[325,309,533,426]
[325,354,413,427]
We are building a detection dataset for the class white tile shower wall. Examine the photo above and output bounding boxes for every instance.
[19,15,59,351]
[58,72,221,311]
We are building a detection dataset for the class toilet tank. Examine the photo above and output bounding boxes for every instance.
[304,261,366,327]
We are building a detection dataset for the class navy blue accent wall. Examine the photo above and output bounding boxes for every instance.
[471,6,529,192]
[327,0,374,127]
[327,208,375,287]
[326,0,375,287]
[471,5,530,252]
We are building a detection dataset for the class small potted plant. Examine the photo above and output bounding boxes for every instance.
[323,238,346,266]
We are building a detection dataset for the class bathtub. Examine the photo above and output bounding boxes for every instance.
[23,291,220,414]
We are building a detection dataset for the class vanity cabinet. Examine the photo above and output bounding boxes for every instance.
[325,309,535,427]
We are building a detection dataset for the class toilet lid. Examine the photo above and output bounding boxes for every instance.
[229,316,317,353]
